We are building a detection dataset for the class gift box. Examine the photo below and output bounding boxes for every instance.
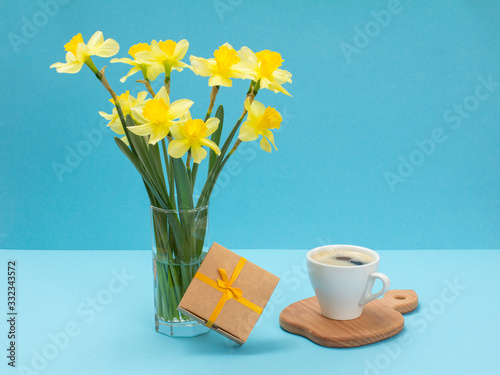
[178,243,280,344]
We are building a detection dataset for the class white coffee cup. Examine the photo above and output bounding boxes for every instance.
[306,245,390,320]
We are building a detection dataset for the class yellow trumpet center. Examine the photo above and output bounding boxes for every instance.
[255,50,283,79]
[184,119,208,142]
[255,107,282,131]
[158,40,177,58]
[143,98,170,125]
[128,43,150,59]
[64,33,84,56]
[214,45,240,74]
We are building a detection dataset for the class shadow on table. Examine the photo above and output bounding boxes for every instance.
[180,332,295,356]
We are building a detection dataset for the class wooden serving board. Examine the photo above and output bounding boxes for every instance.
[279,289,418,348]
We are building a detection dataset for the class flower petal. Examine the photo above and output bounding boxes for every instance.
[128,123,154,136]
[120,66,141,83]
[229,63,257,80]
[98,111,115,120]
[149,126,170,145]
[262,129,277,150]
[146,63,164,81]
[110,57,135,65]
[93,38,119,57]
[109,118,125,134]
[199,138,221,155]
[76,43,90,60]
[168,99,194,119]
[131,107,148,124]
[249,99,266,118]
[51,51,84,73]
[50,60,84,73]
[237,47,258,68]
[189,57,216,77]
[120,135,130,146]
[120,136,130,146]
[269,81,292,97]
[238,122,259,142]
[179,111,192,122]
[273,68,292,83]
[191,144,208,163]
[208,74,232,87]
[171,61,189,71]
[260,137,272,153]
[150,40,166,61]
[243,97,252,113]
[135,50,158,65]
[260,77,292,97]
[173,39,189,60]
[153,86,169,106]
[87,31,104,51]
[205,118,220,136]
[169,123,187,139]
[135,91,149,104]
[168,139,191,158]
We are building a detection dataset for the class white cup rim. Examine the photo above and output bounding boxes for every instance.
[307,244,380,268]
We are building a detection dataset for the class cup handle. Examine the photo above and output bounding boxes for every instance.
[360,273,391,306]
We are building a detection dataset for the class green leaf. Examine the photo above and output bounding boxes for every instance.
[124,115,169,202]
[171,157,193,210]
[114,137,166,207]
[208,105,224,173]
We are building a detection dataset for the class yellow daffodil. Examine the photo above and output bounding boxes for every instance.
[128,87,193,145]
[238,98,282,152]
[99,91,148,143]
[50,31,119,74]
[168,115,221,163]
[133,39,189,79]
[110,43,160,82]
[237,47,292,96]
[190,43,255,87]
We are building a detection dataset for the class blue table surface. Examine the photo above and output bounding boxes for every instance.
[0,249,498,375]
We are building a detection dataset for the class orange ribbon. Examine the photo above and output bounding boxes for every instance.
[194,257,263,328]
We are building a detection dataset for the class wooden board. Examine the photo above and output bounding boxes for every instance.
[279,289,418,348]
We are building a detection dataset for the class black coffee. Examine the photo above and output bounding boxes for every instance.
[312,250,374,266]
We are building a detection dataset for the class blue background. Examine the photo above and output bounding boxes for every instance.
[1,0,499,251]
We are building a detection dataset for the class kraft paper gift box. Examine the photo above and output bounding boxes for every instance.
[178,243,280,344]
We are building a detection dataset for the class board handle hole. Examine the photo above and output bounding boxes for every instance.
[394,296,406,300]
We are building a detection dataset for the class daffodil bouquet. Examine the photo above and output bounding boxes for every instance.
[51,31,291,330]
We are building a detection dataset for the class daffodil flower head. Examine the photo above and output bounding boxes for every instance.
[128,87,193,145]
[110,43,152,82]
[238,98,282,152]
[133,39,189,81]
[99,91,148,144]
[111,90,148,115]
[168,115,221,163]
[238,47,292,96]
[50,31,119,74]
[190,43,256,87]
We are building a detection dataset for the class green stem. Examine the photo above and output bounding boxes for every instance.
[204,85,219,121]
[191,163,199,193]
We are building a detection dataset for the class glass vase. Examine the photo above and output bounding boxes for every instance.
[151,203,210,337]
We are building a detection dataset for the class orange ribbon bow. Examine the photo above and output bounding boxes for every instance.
[217,268,243,299]
[194,257,263,328]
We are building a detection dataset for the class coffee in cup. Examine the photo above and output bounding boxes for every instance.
[311,249,375,266]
